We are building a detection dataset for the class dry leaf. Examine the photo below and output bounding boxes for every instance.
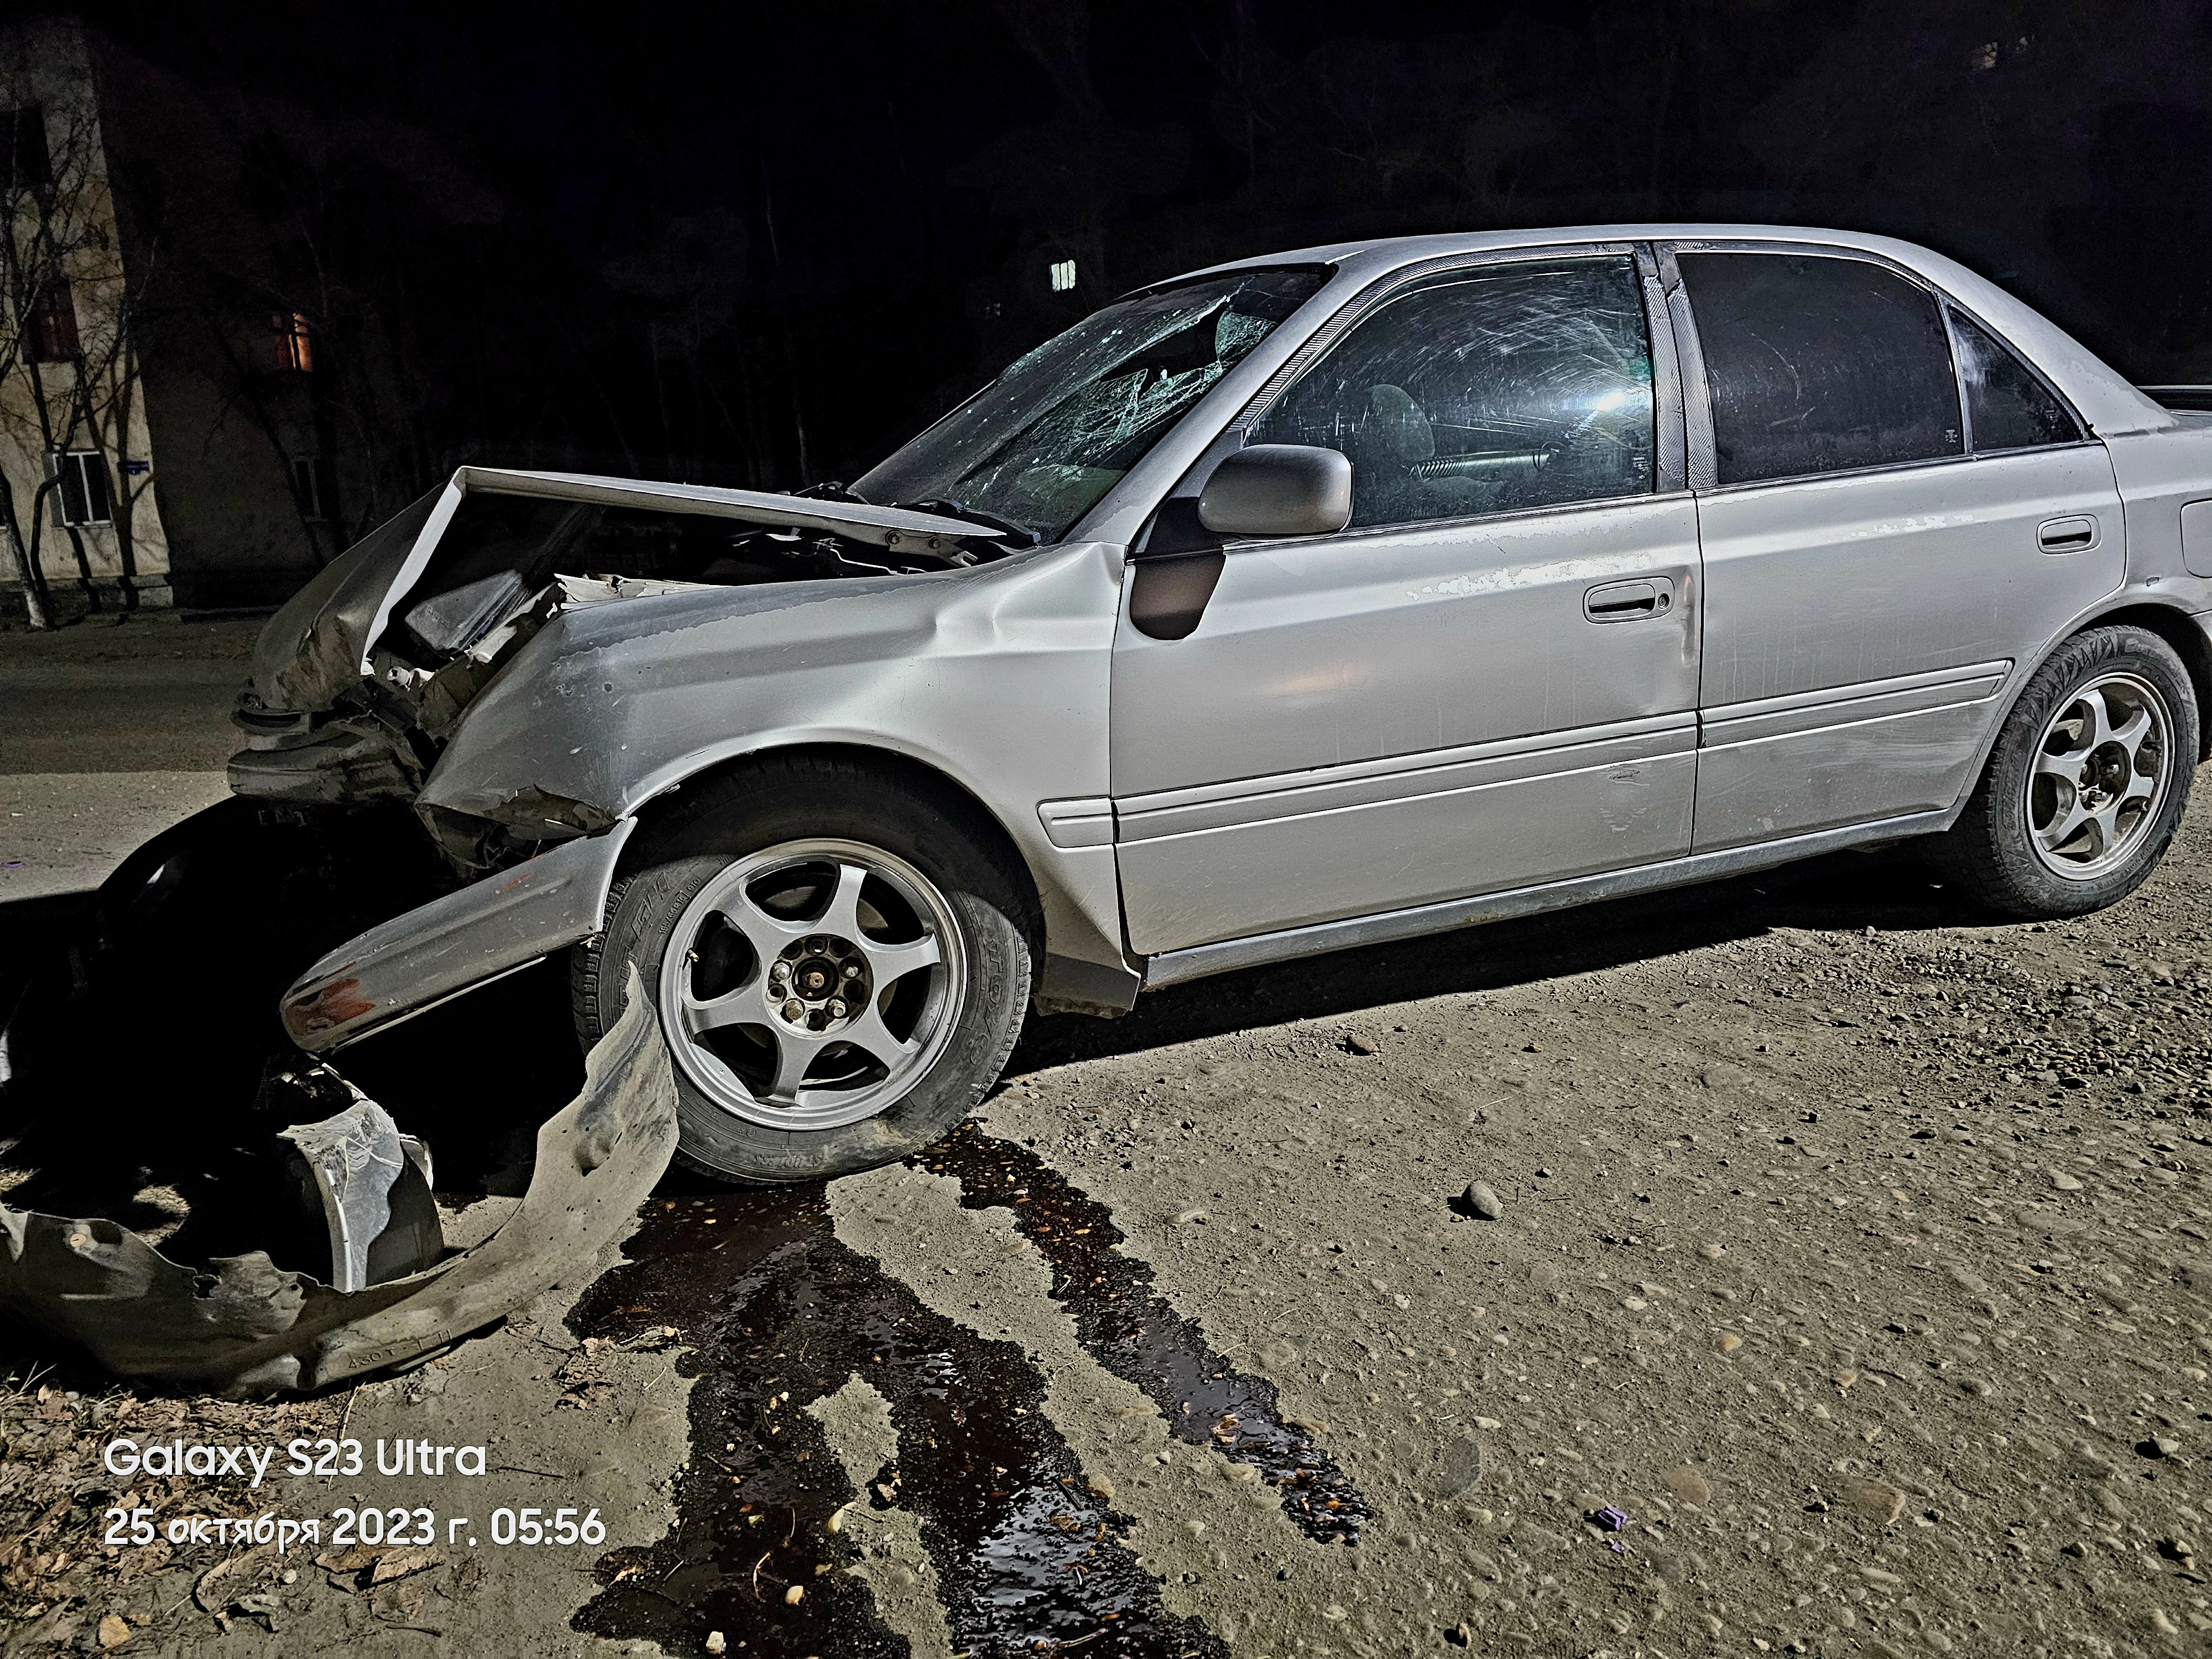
[371,1578,426,1622]
[368,1546,442,1585]
[192,1547,272,1613]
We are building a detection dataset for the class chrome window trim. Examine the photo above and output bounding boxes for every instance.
[1939,299,1980,455]
[1652,244,1716,490]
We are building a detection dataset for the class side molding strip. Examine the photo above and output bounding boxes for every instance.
[1038,796,1117,849]
[281,818,639,1051]
[1140,808,1950,989]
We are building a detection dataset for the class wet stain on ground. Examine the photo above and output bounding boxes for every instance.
[921,1121,1370,1547]
[568,1166,1230,1657]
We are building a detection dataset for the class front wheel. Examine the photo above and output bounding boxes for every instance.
[571,756,1035,1184]
[1935,624,2199,919]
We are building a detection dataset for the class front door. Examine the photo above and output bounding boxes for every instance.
[1109,252,1702,958]
[1673,247,2126,851]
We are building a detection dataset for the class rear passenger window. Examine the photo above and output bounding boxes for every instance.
[1249,258,1655,529]
[1680,252,1962,485]
[1948,308,2081,451]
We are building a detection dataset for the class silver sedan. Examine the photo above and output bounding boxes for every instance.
[226,224,2212,1183]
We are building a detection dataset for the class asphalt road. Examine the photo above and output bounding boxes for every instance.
[6,615,2212,1658]
[0,617,255,900]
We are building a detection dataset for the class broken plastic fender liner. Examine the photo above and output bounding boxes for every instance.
[0,971,677,1394]
[279,1088,441,1293]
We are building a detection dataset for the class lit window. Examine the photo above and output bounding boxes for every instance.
[271,311,314,373]
[290,455,338,521]
[25,278,77,362]
[1049,259,1077,293]
[48,451,111,526]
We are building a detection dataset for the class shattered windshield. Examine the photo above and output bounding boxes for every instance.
[855,268,1328,540]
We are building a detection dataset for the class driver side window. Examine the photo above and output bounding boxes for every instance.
[1248,258,1656,530]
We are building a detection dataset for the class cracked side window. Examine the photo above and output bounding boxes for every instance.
[857,269,1326,541]
[1681,252,1963,486]
[1248,258,1655,530]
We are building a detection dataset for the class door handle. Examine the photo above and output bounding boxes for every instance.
[1584,577,1676,623]
[2038,516,2099,553]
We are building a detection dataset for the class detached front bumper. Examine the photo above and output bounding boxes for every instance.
[280,820,638,1051]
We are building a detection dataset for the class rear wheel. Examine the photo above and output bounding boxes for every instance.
[572,757,1035,1183]
[1936,625,2198,918]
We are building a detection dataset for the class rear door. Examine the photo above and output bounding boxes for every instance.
[1667,244,2124,851]
[1108,249,1701,957]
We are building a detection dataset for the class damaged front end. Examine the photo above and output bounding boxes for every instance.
[223,467,1016,1041]
[0,980,677,1395]
[229,468,1010,855]
[0,472,1009,1390]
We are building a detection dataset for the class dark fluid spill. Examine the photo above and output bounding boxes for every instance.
[921,1121,1370,1547]
[568,1178,1229,1658]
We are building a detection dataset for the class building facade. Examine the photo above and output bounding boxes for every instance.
[0,19,169,615]
[1,19,376,619]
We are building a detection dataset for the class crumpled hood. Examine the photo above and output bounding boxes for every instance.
[251,489,444,713]
[247,468,1003,716]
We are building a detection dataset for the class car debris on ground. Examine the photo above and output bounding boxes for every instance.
[0,977,675,1396]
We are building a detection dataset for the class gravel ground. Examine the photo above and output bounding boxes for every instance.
[5,613,2212,1657]
[957,801,2212,1659]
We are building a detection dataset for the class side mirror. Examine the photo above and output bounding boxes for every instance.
[1196,444,1353,538]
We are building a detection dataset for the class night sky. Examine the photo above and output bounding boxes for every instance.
[82,0,2212,503]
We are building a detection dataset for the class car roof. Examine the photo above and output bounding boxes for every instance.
[1175,221,1943,278]
[1168,224,2166,437]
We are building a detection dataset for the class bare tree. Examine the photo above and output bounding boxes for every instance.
[0,51,159,625]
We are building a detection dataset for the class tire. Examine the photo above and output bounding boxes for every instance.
[1936,624,2199,919]
[571,754,1035,1184]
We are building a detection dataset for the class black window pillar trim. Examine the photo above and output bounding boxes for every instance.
[1634,243,1689,496]
[1653,244,1718,492]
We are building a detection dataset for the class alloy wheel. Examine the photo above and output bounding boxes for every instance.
[2025,672,2173,880]
[655,838,967,1131]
